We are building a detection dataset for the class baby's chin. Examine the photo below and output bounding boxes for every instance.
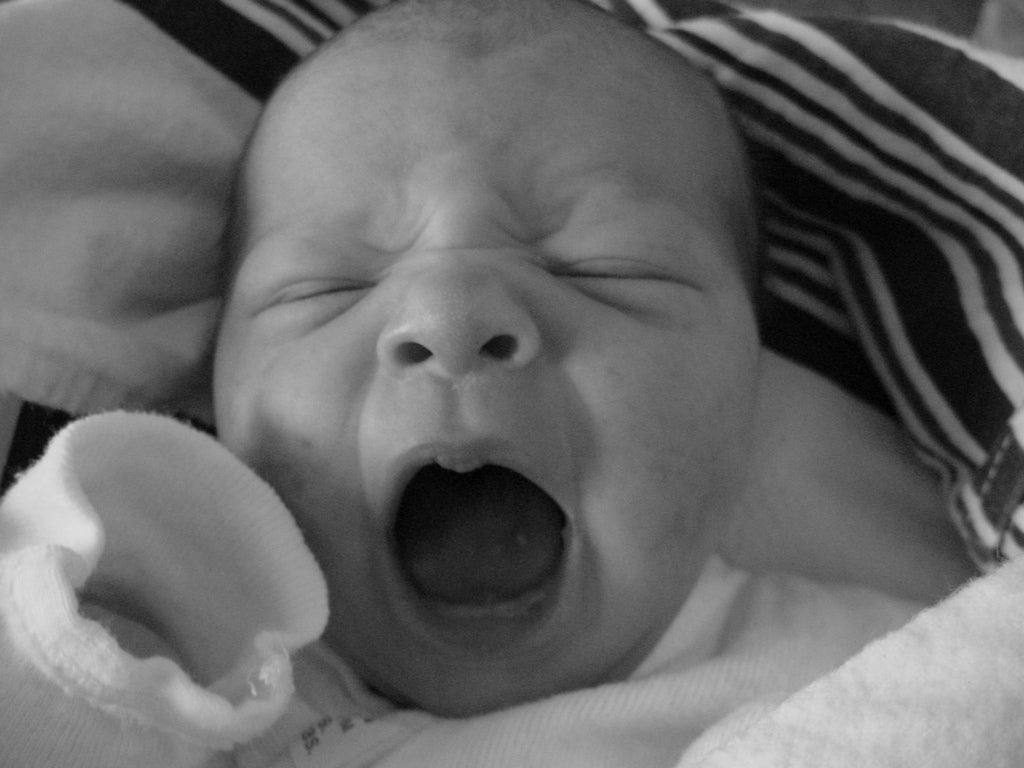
[339,571,618,718]
[345,566,680,717]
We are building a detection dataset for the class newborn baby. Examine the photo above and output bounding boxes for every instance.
[0,1,979,766]
[214,0,969,718]
[215,0,761,717]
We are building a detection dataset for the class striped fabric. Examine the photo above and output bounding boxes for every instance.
[7,0,1024,568]
[640,7,1024,566]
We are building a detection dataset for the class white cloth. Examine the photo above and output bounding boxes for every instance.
[0,0,256,418]
[0,412,329,767]
[678,553,1024,767]
[355,563,918,768]
[0,412,928,768]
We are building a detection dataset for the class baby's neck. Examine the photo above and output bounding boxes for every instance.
[720,350,975,604]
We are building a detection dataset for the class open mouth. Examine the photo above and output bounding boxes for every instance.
[392,463,567,618]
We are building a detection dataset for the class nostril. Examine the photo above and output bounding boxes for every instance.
[395,341,433,366]
[480,334,518,361]
[382,329,533,376]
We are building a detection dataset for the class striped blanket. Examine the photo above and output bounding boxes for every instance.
[635,2,1024,569]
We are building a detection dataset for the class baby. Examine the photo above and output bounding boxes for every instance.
[215,0,763,718]
[0,0,976,765]
[215,0,969,718]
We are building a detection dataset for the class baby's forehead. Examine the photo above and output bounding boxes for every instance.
[274,0,731,128]
[258,19,739,181]
[239,6,755,268]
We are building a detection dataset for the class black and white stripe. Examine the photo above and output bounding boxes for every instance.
[117,0,376,98]
[642,6,1024,564]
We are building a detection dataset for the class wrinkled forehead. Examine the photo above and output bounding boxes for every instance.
[261,36,600,171]
[239,18,752,255]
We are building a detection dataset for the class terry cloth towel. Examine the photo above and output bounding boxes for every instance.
[0,412,328,768]
[674,552,1024,767]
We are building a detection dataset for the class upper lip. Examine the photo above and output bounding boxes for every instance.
[378,437,558,526]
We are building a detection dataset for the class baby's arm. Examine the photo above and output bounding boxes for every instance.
[0,412,329,768]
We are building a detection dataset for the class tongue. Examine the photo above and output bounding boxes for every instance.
[394,464,565,606]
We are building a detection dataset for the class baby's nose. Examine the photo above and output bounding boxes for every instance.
[377,260,540,379]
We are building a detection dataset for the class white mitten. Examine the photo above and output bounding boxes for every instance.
[0,412,328,768]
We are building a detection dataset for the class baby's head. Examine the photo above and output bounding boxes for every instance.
[215,0,761,716]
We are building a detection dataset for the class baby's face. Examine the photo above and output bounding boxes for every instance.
[215,31,760,715]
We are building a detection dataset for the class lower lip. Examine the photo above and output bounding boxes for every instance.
[392,561,567,653]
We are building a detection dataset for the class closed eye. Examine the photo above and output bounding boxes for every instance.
[550,257,684,284]
[270,279,373,306]
[548,256,704,320]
